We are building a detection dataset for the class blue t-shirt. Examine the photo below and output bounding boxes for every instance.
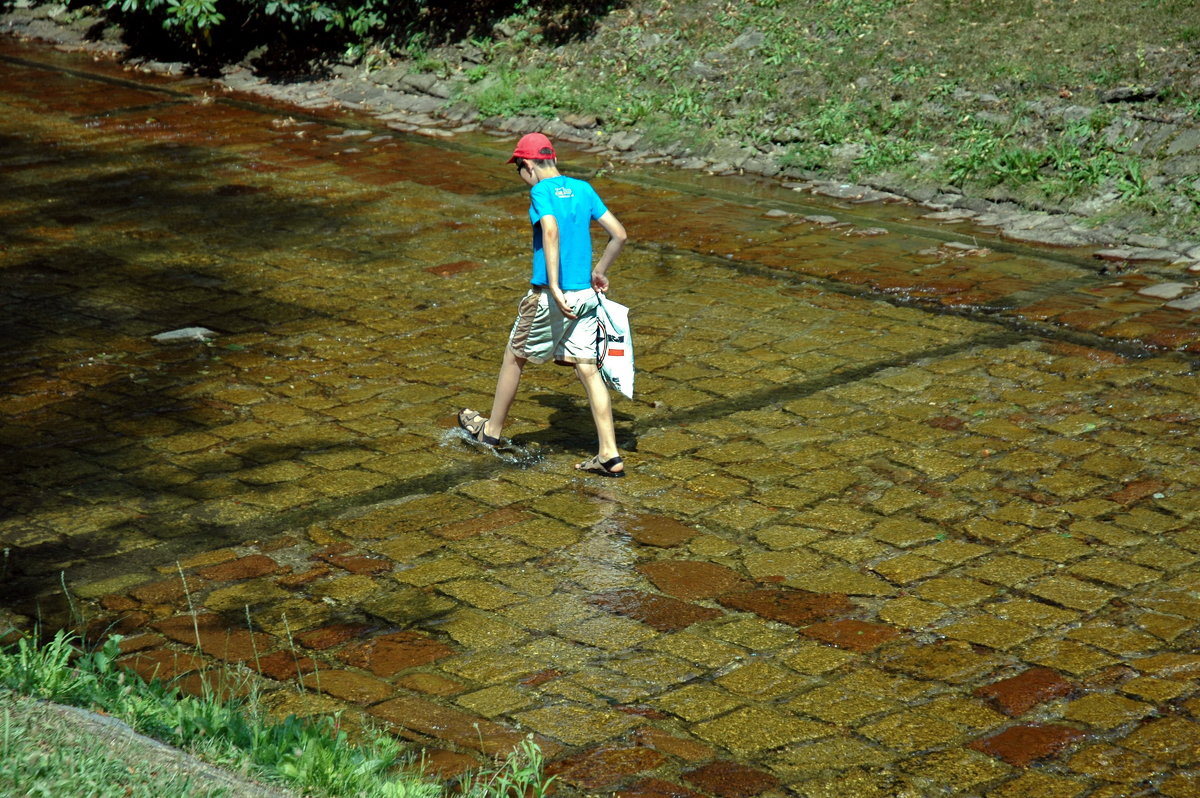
[528,176,608,290]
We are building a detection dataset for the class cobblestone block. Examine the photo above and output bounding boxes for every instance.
[547,746,669,790]
[974,667,1074,717]
[694,706,832,755]
[969,724,1085,767]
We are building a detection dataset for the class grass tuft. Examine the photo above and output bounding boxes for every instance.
[0,629,550,798]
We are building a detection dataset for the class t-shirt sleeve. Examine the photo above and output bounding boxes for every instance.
[588,184,608,220]
[530,183,554,222]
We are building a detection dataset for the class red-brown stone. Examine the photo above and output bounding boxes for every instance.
[276,565,331,589]
[87,612,150,640]
[117,633,165,654]
[590,590,723,632]
[99,594,139,612]
[974,668,1074,717]
[683,761,781,798]
[252,649,317,682]
[621,514,699,547]
[616,705,670,720]
[546,747,668,789]
[1053,309,1124,331]
[322,554,392,575]
[338,631,455,676]
[801,619,900,652]
[718,589,853,627]
[152,613,275,663]
[925,416,965,431]
[259,535,300,553]
[129,577,195,605]
[1106,479,1170,506]
[1144,326,1200,350]
[196,554,280,581]
[616,778,707,798]
[520,669,564,687]
[1046,342,1129,364]
[119,648,206,683]
[425,260,484,277]
[369,695,557,757]
[423,749,480,779]
[969,724,1085,767]
[295,622,372,650]
[636,561,748,600]
[430,507,532,540]
[632,727,715,762]
[174,669,255,702]
[302,669,392,705]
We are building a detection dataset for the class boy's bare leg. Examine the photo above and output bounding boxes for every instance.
[574,363,622,471]
[485,347,525,439]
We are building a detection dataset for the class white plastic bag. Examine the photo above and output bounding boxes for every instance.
[595,293,634,399]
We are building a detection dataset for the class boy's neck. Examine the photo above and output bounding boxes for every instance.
[530,164,561,183]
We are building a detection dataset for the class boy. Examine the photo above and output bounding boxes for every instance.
[458,132,628,477]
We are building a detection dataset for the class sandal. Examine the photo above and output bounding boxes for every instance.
[576,454,626,478]
[458,408,501,447]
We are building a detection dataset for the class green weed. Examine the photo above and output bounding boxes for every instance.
[0,629,550,798]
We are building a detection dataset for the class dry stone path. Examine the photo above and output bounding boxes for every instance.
[2,36,1200,797]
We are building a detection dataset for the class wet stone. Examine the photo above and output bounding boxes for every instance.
[546,747,669,790]
[455,685,532,717]
[302,669,392,705]
[800,619,900,652]
[589,589,724,632]
[514,704,640,747]
[717,588,853,627]
[970,724,1086,767]
[694,706,831,755]
[338,631,455,676]
[637,560,748,600]
[974,667,1075,717]
[621,513,700,547]
[1061,693,1152,729]
[682,761,781,798]
[371,695,539,756]
[129,576,193,605]
[616,778,707,798]
[196,554,281,581]
[152,613,274,664]
[294,622,372,650]
[632,727,715,762]
[859,710,962,753]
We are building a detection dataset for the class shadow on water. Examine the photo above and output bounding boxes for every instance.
[0,109,441,610]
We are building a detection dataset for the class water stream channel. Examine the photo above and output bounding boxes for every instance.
[3,36,1200,797]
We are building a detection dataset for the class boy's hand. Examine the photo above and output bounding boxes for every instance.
[591,271,609,293]
[551,289,578,319]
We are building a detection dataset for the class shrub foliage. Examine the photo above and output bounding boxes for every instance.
[99,0,621,62]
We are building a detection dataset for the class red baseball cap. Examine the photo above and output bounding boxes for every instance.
[507,132,556,163]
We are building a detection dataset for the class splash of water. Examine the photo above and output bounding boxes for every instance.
[440,428,544,466]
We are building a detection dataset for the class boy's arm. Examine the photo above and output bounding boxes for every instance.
[591,210,627,293]
[540,214,577,319]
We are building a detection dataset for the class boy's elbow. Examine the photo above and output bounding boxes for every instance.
[613,227,628,245]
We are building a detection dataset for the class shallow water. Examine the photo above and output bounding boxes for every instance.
[3,35,1200,797]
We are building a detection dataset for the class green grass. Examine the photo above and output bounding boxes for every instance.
[1,697,225,798]
[0,629,552,798]
[440,0,1199,235]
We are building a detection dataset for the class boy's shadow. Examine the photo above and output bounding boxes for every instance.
[515,393,639,454]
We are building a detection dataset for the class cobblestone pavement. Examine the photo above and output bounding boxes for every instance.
[3,38,1200,798]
